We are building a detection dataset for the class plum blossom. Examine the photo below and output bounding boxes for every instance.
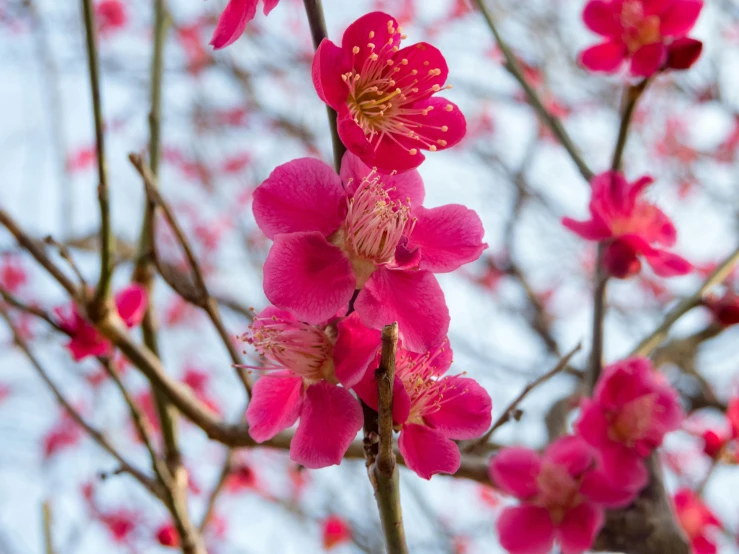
[55,284,147,361]
[489,436,638,554]
[354,338,492,479]
[312,12,466,172]
[210,0,280,50]
[252,152,486,353]
[243,306,379,468]
[96,0,127,37]
[562,171,692,279]
[322,515,352,550]
[580,0,704,77]
[704,291,739,327]
[156,524,179,548]
[575,357,683,491]
[673,489,722,554]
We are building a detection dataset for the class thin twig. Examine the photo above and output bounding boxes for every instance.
[42,501,55,554]
[0,210,77,296]
[367,323,408,554]
[302,0,346,172]
[472,0,594,182]
[198,450,233,533]
[80,0,113,308]
[0,305,161,498]
[465,343,582,452]
[630,244,739,357]
[589,265,608,391]
[0,287,63,332]
[611,80,649,172]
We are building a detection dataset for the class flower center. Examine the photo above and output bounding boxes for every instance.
[342,20,452,155]
[608,393,658,445]
[620,1,662,53]
[334,172,414,286]
[535,462,583,522]
[244,314,336,383]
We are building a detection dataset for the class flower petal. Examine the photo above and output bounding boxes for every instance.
[630,43,668,77]
[489,447,542,499]
[356,267,449,353]
[398,423,460,479]
[557,502,604,554]
[340,151,425,207]
[392,43,449,100]
[312,39,348,110]
[496,505,555,554]
[246,373,303,442]
[583,1,620,36]
[115,284,148,327]
[263,232,356,324]
[580,41,626,72]
[408,205,487,273]
[253,158,346,240]
[580,469,639,508]
[660,0,703,36]
[337,114,377,166]
[341,12,401,69]
[666,38,703,70]
[353,372,411,424]
[401,97,467,154]
[423,377,492,440]
[209,0,258,50]
[290,381,363,468]
[643,248,693,277]
[334,312,381,388]
[544,435,594,477]
[562,216,612,241]
[262,0,280,16]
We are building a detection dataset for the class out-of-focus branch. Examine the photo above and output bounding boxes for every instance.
[465,343,581,453]
[42,501,55,554]
[589,264,608,391]
[630,244,739,357]
[611,80,649,172]
[302,0,345,172]
[128,153,251,395]
[79,0,113,309]
[368,323,408,554]
[0,210,77,297]
[0,305,162,498]
[472,0,594,182]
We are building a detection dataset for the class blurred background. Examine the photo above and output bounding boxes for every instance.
[1,0,739,552]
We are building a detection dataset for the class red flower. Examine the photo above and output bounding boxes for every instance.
[563,171,692,279]
[225,463,259,492]
[210,0,281,50]
[673,489,721,554]
[95,0,127,36]
[156,524,179,547]
[312,12,466,173]
[704,291,739,327]
[55,284,148,361]
[490,436,638,554]
[43,410,82,459]
[322,515,352,550]
[580,0,703,77]
[575,358,683,491]
[0,254,26,293]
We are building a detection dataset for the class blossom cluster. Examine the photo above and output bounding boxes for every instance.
[489,357,683,554]
[235,12,492,479]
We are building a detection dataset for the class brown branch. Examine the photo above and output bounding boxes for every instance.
[302,0,345,172]
[79,0,113,308]
[472,0,594,182]
[465,343,581,453]
[365,323,408,554]
[0,305,162,498]
[630,244,739,357]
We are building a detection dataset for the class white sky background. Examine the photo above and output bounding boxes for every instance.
[1,0,739,552]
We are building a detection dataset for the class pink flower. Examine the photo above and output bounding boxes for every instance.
[562,171,692,279]
[673,489,721,554]
[580,0,703,77]
[575,358,683,491]
[322,515,352,550]
[55,284,148,361]
[489,436,638,554]
[354,338,492,479]
[704,291,739,327]
[312,12,467,172]
[0,254,26,293]
[252,152,487,353]
[210,0,280,50]
[156,524,179,548]
[225,462,259,493]
[95,0,127,36]
[243,306,379,468]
